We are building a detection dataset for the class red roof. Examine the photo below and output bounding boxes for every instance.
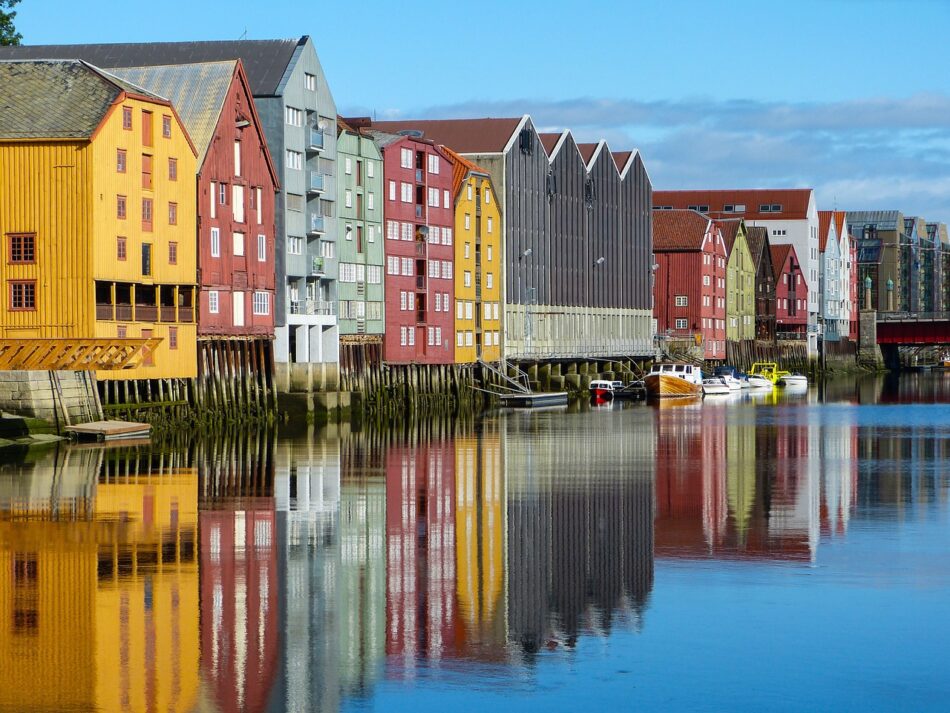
[539,132,561,155]
[833,211,848,241]
[716,218,742,253]
[612,150,632,171]
[440,144,489,198]
[770,243,793,281]
[653,209,713,251]
[349,117,523,154]
[577,142,598,164]
[817,210,834,252]
[653,189,813,221]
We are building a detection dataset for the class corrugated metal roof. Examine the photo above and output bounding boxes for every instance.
[0,38,303,96]
[0,59,160,139]
[653,209,711,251]
[653,188,813,221]
[109,61,234,166]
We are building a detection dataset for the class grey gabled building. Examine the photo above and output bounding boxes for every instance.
[1,37,342,385]
[365,115,654,361]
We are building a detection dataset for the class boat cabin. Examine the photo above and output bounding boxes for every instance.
[648,363,703,384]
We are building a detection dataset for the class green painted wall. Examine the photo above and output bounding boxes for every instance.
[727,226,756,341]
[336,130,385,335]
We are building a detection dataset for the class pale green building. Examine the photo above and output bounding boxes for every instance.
[336,120,385,337]
[719,219,756,342]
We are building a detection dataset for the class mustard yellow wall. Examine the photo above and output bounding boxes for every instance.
[454,175,502,363]
[0,141,94,338]
[92,98,198,380]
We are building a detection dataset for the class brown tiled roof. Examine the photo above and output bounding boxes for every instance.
[441,144,488,198]
[818,210,834,252]
[577,142,598,164]
[745,225,770,264]
[716,218,742,254]
[653,188,813,220]
[354,117,523,154]
[770,244,793,281]
[337,115,354,134]
[539,132,561,155]
[653,209,712,251]
[833,211,847,240]
[613,150,632,171]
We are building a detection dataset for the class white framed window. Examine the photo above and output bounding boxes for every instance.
[304,73,316,91]
[338,263,354,282]
[401,182,413,203]
[493,302,499,320]
[675,318,688,329]
[464,330,472,346]
[400,148,413,168]
[464,271,472,287]
[345,190,353,208]
[464,213,471,231]
[210,227,220,257]
[233,291,245,327]
[233,232,245,257]
[345,157,352,175]
[253,291,270,315]
[703,275,711,286]
[368,225,376,243]
[675,295,687,306]
[486,272,494,289]
[428,187,439,208]
[436,326,442,345]
[325,242,337,260]
[257,234,266,262]
[467,184,473,200]
[288,236,303,255]
[367,161,374,178]
[456,301,464,319]
[208,290,219,314]
[485,332,492,347]
[387,220,398,240]
[285,107,303,126]
[408,327,415,345]
[367,193,375,210]
[256,187,262,224]
[286,150,302,170]
[435,292,442,312]
[487,244,493,261]
[234,140,242,176]
[487,216,493,234]
[429,226,440,244]
[401,257,413,275]
[428,326,435,345]
[210,181,216,218]
[443,228,453,245]
[400,326,407,346]
[465,301,473,320]
[400,291,407,311]
[429,259,440,278]
[443,189,450,208]
[428,154,439,174]
[387,256,399,274]
[484,302,491,320]
[457,331,464,347]
[389,180,396,201]
[464,242,471,259]
[368,265,381,283]
[442,261,452,279]
[401,223,413,241]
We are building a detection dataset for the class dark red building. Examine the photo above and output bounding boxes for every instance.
[367,130,456,364]
[771,243,809,339]
[653,209,728,360]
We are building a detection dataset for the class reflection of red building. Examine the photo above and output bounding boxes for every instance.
[385,439,456,665]
[200,506,279,713]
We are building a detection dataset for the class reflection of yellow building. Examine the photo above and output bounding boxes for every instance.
[454,429,505,648]
[726,424,757,541]
[0,466,199,713]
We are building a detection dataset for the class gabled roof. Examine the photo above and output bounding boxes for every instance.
[745,226,770,266]
[715,218,743,254]
[653,209,713,251]
[577,142,598,164]
[539,132,561,155]
[0,38,306,96]
[653,189,814,221]
[109,61,234,166]
[817,210,836,252]
[833,211,847,241]
[0,59,163,139]
[359,117,524,154]
[770,244,794,281]
[441,144,490,198]
[612,151,632,171]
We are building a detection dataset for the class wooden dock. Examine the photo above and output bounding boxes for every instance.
[66,420,151,441]
[499,391,569,408]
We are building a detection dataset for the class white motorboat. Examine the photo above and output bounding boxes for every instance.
[777,373,808,387]
[702,377,732,396]
[747,374,774,389]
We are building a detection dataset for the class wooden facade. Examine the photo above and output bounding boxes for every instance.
[653,210,728,360]
[718,218,756,342]
[771,243,809,338]
[746,226,776,340]
[0,61,198,380]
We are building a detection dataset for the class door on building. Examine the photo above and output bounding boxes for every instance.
[233,291,245,327]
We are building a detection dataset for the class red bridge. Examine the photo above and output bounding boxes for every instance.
[876,312,950,345]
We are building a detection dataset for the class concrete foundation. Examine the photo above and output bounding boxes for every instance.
[0,370,100,427]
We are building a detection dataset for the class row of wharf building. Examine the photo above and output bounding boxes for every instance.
[0,37,942,394]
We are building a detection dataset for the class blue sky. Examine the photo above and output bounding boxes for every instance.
[16,0,950,218]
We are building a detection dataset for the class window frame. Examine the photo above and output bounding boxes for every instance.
[8,280,36,311]
[8,233,36,264]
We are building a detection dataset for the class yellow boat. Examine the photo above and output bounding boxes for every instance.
[748,362,790,386]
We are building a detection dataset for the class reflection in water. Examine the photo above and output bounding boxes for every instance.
[2,379,950,711]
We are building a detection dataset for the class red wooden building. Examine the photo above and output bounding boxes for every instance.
[367,130,456,364]
[770,243,809,339]
[652,209,728,360]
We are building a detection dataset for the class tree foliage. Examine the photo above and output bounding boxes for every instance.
[1,0,22,46]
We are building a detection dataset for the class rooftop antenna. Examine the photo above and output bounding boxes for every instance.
[238,28,248,40]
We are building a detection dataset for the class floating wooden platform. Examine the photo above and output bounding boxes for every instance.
[65,420,151,442]
[499,392,569,408]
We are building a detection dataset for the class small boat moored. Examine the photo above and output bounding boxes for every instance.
[644,363,704,398]
[702,377,732,395]
[589,379,616,400]
[777,373,808,387]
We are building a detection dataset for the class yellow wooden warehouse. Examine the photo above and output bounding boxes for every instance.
[0,59,198,379]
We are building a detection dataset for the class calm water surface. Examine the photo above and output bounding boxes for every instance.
[1,373,949,712]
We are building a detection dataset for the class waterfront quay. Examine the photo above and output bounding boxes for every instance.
[0,373,949,711]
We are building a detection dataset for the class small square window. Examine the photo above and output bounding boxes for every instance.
[9,281,36,311]
[8,233,35,264]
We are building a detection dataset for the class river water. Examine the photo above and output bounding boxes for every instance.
[0,373,948,712]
